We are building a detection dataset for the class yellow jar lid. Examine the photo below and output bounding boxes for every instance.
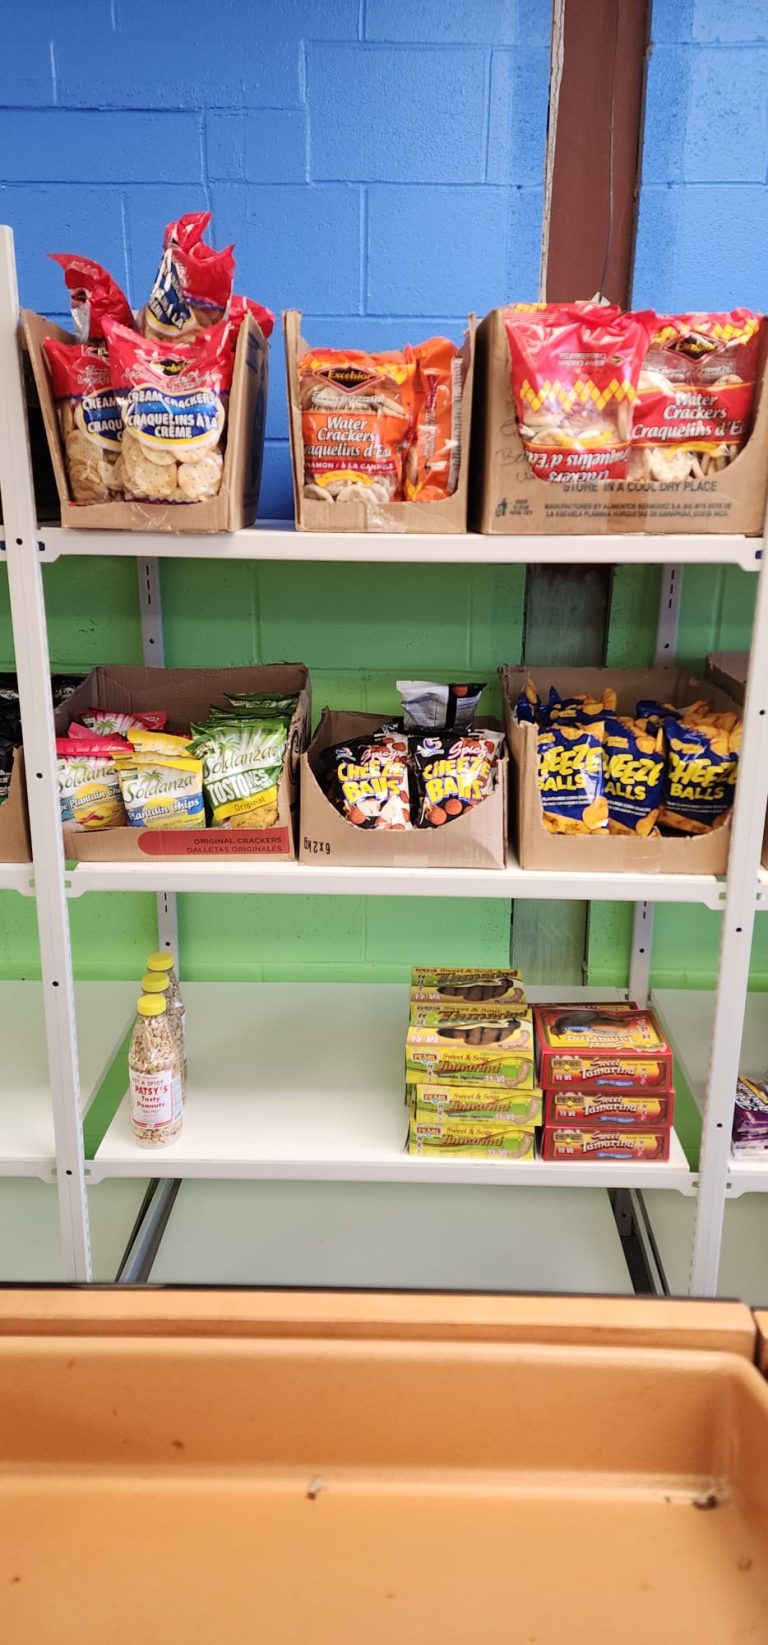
[146,951,174,972]
[141,972,170,993]
[137,995,166,1017]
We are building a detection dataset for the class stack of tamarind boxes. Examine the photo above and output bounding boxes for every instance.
[536,1004,676,1163]
[404,968,541,1161]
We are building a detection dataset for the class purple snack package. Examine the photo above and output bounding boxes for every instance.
[732,1076,768,1154]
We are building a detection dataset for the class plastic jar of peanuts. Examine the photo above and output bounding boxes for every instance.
[128,995,183,1147]
[140,973,186,1103]
[146,950,186,1077]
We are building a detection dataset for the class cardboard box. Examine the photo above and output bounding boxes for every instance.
[55,664,310,861]
[409,1002,529,1028]
[284,310,475,533]
[544,1089,675,1128]
[471,305,768,535]
[408,1082,543,1126]
[406,1012,535,1090]
[300,709,507,870]
[541,1127,671,1162]
[22,309,268,533]
[410,966,525,1007]
[0,748,31,862]
[408,1115,537,1160]
[501,664,742,874]
[535,1004,674,1092]
[704,650,768,870]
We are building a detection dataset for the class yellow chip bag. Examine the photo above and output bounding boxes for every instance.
[537,721,608,835]
[659,716,740,833]
[603,716,664,837]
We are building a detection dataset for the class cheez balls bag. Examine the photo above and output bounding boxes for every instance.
[103,316,236,503]
[505,304,654,482]
[412,732,501,828]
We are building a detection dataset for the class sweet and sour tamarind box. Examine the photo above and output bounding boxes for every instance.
[471,305,768,536]
[23,309,268,533]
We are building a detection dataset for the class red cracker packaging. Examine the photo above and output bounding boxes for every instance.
[541,1128,671,1162]
[143,210,236,338]
[505,304,654,482]
[49,254,133,343]
[103,316,236,504]
[43,253,135,504]
[632,309,762,482]
[535,1003,674,1092]
[543,1089,675,1128]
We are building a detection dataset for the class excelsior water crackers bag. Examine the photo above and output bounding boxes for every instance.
[104,316,235,502]
[505,305,653,482]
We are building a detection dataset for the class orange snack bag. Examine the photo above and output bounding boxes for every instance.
[404,336,462,500]
[299,347,415,505]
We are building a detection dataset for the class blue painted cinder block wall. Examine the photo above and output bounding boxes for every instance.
[635,0,768,310]
[0,0,551,518]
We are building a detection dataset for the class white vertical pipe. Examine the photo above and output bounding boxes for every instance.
[0,226,91,1278]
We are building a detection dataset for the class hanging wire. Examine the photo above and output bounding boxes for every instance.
[598,0,621,300]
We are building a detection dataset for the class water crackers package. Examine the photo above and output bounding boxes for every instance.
[505,304,653,482]
[603,717,664,836]
[660,716,740,833]
[536,721,608,834]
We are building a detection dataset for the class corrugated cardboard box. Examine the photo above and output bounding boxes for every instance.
[472,306,768,535]
[705,649,768,869]
[56,664,310,861]
[0,748,31,862]
[23,309,268,533]
[300,709,507,869]
[500,664,742,874]
[284,310,475,533]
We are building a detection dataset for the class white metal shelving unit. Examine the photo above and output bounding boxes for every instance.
[1,222,767,1289]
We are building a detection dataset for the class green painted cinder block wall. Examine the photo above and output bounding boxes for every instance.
[0,556,764,990]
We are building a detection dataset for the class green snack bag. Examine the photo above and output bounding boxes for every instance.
[190,718,289,829]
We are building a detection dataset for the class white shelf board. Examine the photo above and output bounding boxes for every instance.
[642,1189,768,1303]
[38,522,762,571]
[150,1179,633,1293]
[0,1177,149,1281]
[653,987,768,1196]
[0,980,135,1175]
[0,861,33,895]
[91,981,693,1191]
[64,854,728,908]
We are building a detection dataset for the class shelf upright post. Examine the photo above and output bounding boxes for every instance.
[690,535,768,1295]
[136,555,180,968]
[628,564,684,1006]
[0,226,91,1278]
